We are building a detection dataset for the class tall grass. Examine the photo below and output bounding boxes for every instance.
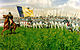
[0,27,80,50]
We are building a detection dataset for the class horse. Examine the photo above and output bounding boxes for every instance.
[1,15,17,35]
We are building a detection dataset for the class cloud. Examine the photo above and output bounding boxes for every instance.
[0,0,80,9]
[25,0,68,8]
[58,0,80,9]
[0,0,51,8]
[52,0,68,6]
[56,0,80,17]
[0,0,26,7]
[24,0,70,8]
[0,1,26,7]
[0,2,20,7]
[25,0,52,8]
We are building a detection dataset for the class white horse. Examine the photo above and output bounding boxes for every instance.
[54,21,58,29]
[57,22,62,29]
[75,23,79,31]
[38,21,43,28]
[36,22,39,28]
[72,23,75,31]
[33,22,36,28]
[61,22,64,30]
[20,21,25,27]
[50,21,54,28]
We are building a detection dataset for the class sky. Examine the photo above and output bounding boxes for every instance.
[0,0,80,9]
[0,0,80,19]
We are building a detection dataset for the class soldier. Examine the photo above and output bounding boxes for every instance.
[8,12,14,26]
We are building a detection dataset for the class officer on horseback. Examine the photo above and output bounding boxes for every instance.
[1,12,17,35]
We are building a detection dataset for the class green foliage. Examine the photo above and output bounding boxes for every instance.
[0,27,80,50]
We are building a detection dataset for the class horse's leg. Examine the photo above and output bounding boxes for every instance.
[13,23,17,32]
[1,28,7,35]
[9,24,14,34]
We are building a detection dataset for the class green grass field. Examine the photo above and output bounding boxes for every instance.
[0,27,80,50]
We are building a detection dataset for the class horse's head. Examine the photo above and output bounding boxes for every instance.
[3,15,8,18]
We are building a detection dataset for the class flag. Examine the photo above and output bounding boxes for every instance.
[17,6,34,17]
[17,6,24,17]
[22,6,34,17]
